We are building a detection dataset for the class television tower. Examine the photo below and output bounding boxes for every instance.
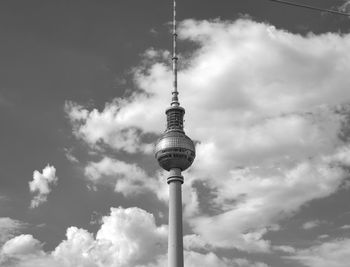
[154,1,196,267]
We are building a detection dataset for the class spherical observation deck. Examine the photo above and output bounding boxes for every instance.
[155,130,195,172]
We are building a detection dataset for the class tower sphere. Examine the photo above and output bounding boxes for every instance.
[155,105,195,172]
[155,130,195,171]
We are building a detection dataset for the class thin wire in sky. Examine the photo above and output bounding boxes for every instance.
[266,0,350,17]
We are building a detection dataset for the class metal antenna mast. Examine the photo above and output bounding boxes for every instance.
[171,0,179,107]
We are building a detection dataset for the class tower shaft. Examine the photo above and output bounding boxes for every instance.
[168,168,184,267]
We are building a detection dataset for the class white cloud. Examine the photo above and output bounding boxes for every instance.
[0,234,48,267]
[338,1,350,13]
[64,148,79,163]
[52,227,97,267]
[340,225,350,230]
[0,207,265,267]
[83,157,198,219]
[288,238,350,267]
[64,101,154,154]
[92,207,167,266]
[1,234,43,256]
[273,245,296,254]
[143,251,269,267]
[85,157,155,196]
[65,19,350,253]
[184,234,211,251]
[0,207,167,267]
[183,252,269,267]
[28,164,58,208]
[0,218,26,244]
[302,220,324,230]
[189,148,348,251]
[0,207,271,267]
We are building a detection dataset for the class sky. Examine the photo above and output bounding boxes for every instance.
[1,0,350,266]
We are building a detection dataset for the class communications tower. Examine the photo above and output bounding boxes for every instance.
[154,1,196,266]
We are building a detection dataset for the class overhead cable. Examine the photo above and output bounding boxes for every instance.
[266,0,350,17]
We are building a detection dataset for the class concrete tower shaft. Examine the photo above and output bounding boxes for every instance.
[168,168,184,267]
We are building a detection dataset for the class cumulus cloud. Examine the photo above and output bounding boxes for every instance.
[288,238,350,267]
[0,218,26,244]
[28,164,58,208]
[85,157,156,196]
[64,101,154,154]
[184,234,211,251]
[0,207,166,267]
[0,234,48,266]
[83,157,198,219]
[65,18,350,254]
[1,234,43,256]
[0,207,263,267]
[92,207,167,266]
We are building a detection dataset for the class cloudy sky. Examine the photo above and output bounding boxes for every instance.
[1,0,350,266]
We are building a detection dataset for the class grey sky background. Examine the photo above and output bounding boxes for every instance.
[1,1,350,267]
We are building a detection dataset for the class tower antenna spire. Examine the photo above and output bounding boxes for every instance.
[171,0,179,107]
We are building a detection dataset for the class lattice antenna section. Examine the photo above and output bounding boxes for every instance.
[171,0,179,107]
